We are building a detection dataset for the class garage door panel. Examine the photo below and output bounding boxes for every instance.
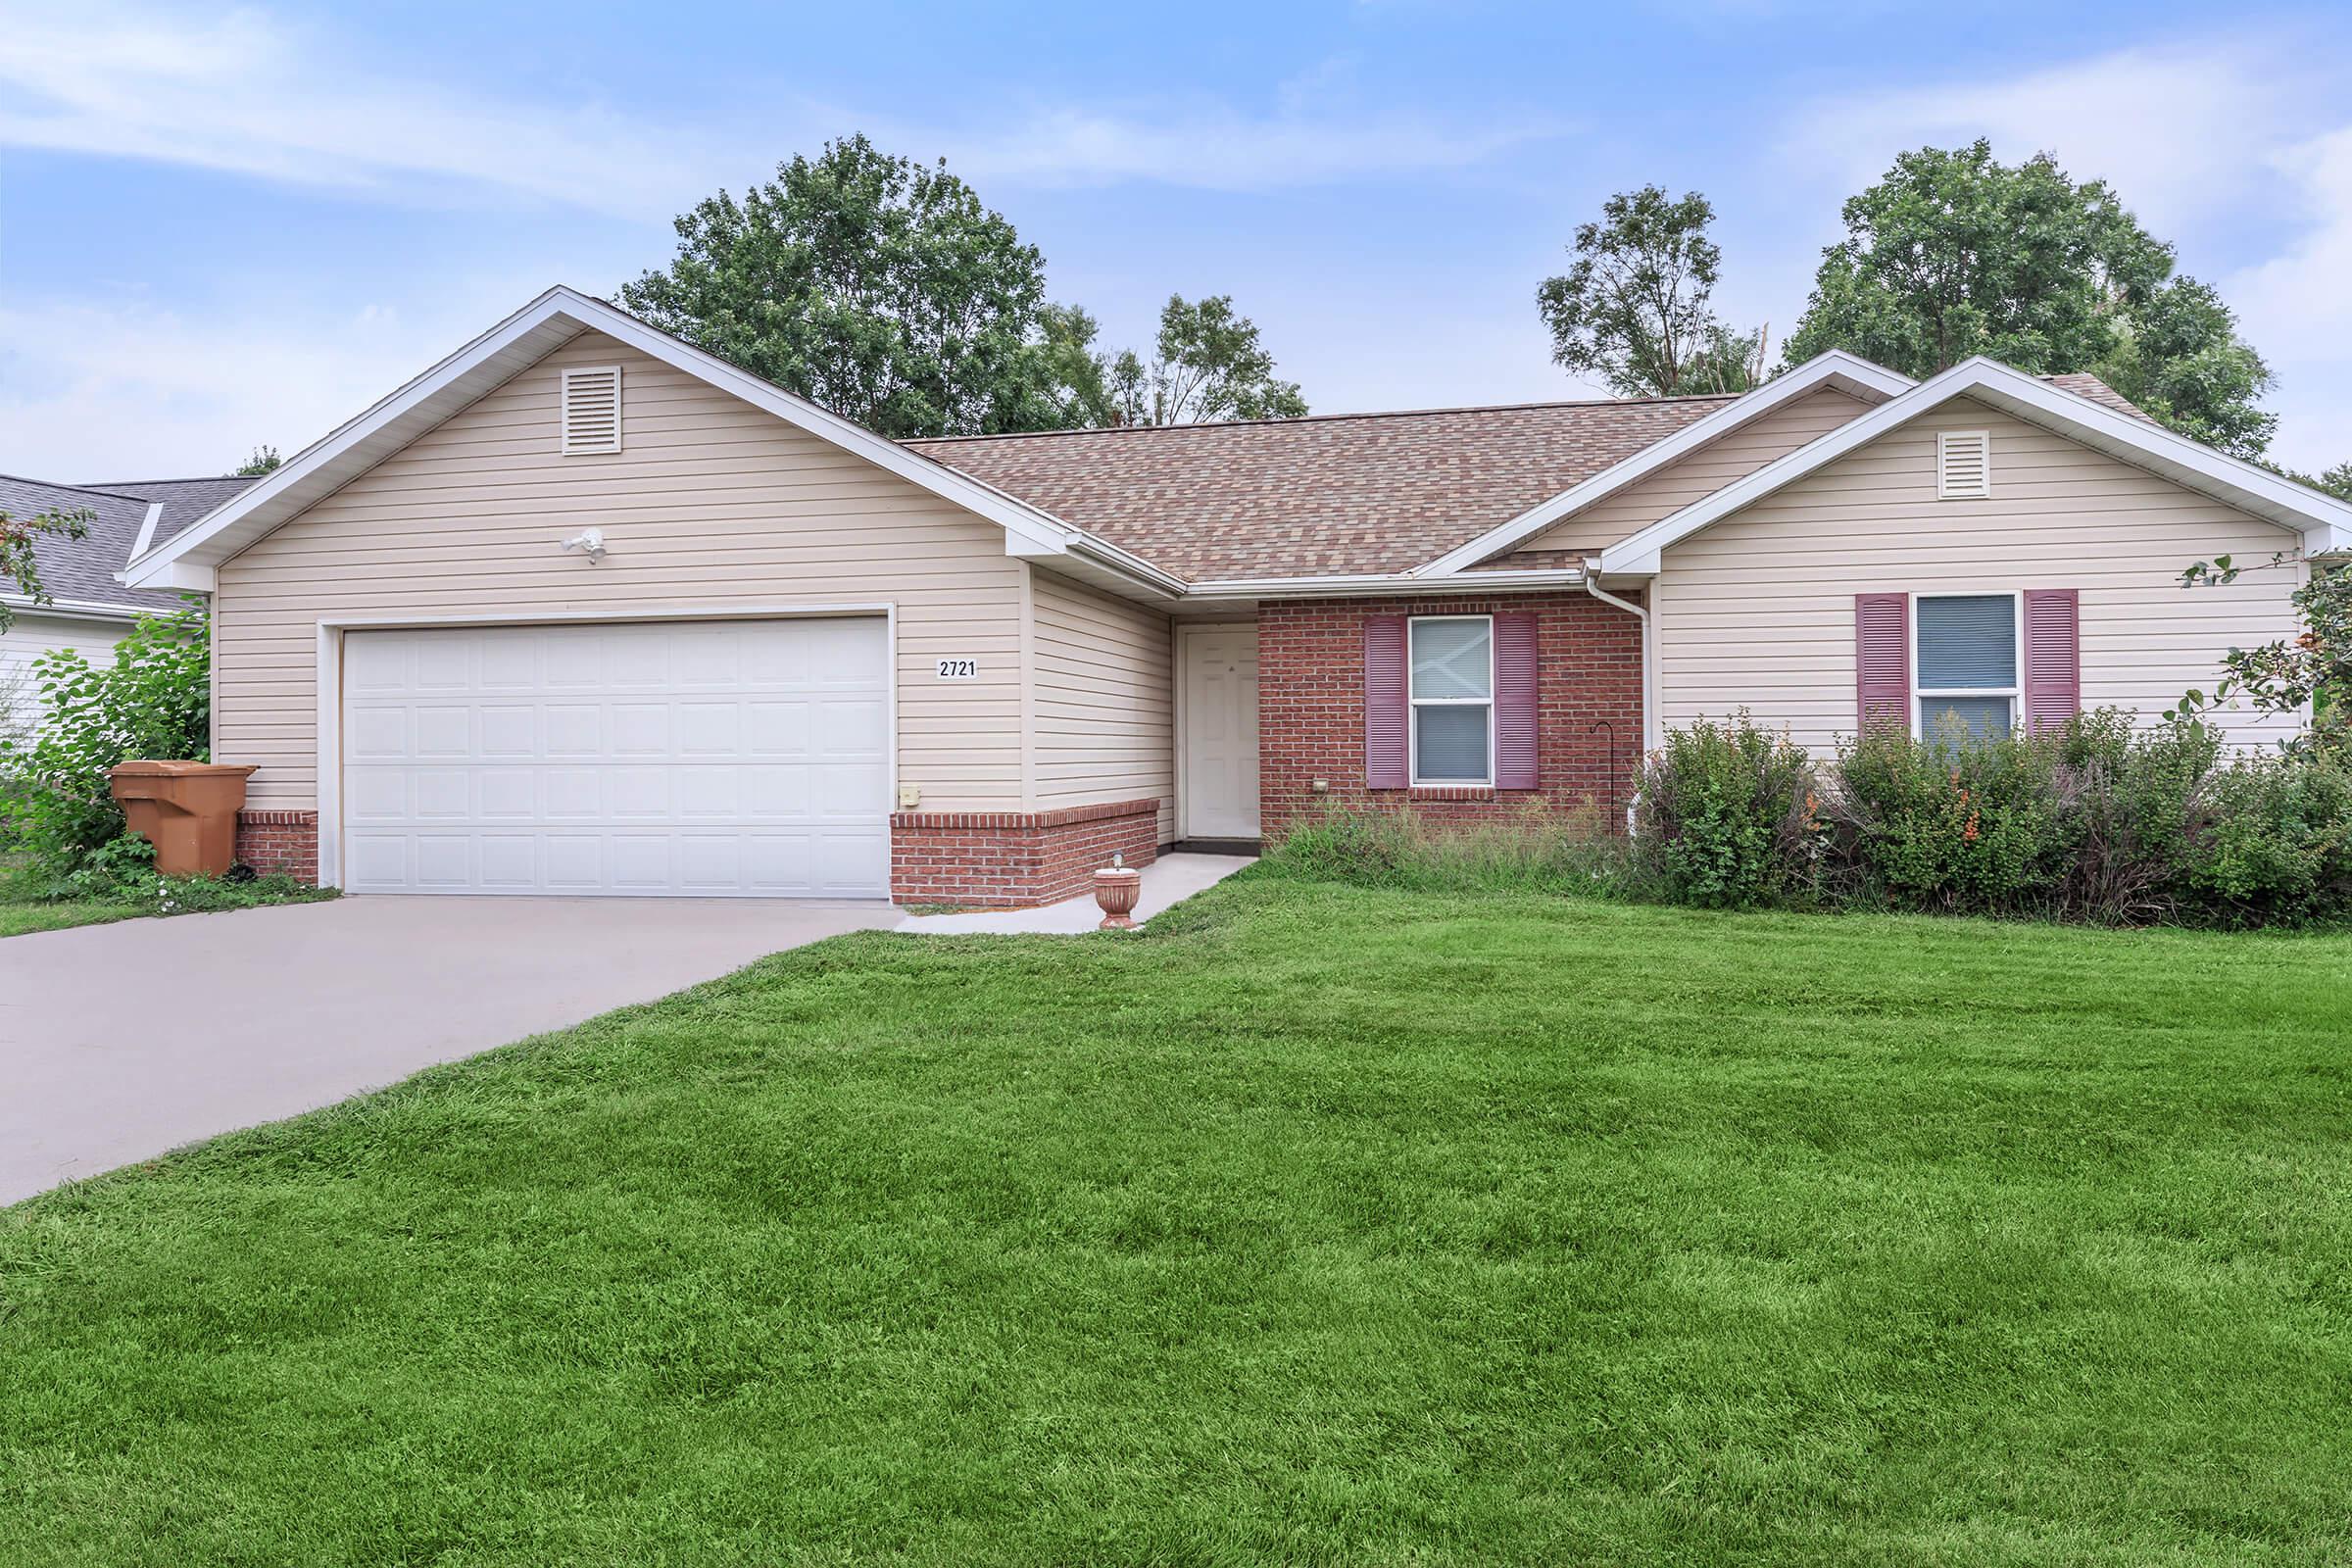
[341,618,888,897]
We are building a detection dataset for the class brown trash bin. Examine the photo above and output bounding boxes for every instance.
[108,761,259,877]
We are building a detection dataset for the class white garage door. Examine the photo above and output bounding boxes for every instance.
[341,618,889,897]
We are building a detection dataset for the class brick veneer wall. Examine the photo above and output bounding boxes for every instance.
[1258,591,1643,840]
[236,808,318,881]
[891,797,1162,907]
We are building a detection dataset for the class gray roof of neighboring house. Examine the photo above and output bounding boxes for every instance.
[81,475,263,555]
[0,473,256,615]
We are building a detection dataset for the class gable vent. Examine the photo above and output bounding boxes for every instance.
[561,366,622,455]
[1937,429,1990,499]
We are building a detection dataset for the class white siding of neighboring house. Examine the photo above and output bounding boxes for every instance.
[1522,387,1873,555]
[212,331,1041,813]
[1028,565,1175,841]
[1652,397,2306,753]
[0,612,127,739]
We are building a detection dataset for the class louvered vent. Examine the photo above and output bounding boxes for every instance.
[1937,429,1990,499]
[561,366,622,455]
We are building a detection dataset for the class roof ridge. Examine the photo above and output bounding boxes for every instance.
[904,390,1746,446]
[77,475,258,488]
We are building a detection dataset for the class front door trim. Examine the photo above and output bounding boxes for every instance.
[1174,620,1260,842]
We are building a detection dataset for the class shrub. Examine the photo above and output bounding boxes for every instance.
[1634,713,1820,908]
[1829,718,2076,916]
[2179,750,2352,926]
[0,598,209,883]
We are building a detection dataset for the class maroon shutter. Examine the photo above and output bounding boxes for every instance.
[1364,614,1408,789]
[1855,592,1910,735]
[1494,612,1539,789]
[2023,589,2081,733]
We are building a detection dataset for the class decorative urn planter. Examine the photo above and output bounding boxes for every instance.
[1093,852,1143,931]
[107,761,258,877]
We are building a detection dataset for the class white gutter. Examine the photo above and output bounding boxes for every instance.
[1183,566,1588,600]
[1,594,148,623]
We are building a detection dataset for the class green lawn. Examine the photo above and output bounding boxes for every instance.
[0,899,148,937]
[5,873,2351,1565]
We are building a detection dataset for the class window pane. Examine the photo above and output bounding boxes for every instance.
[1416,705,1491,781]
[1920,695,2012,744]
[1917,594,2016,688]
[1410,618,1493,699]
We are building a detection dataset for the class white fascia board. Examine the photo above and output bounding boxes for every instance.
[0,594,147,623]
[123,285,1125,588]
[1598,357,2352,575]
[1185,566,1588,599]
[1411,352,1915,579]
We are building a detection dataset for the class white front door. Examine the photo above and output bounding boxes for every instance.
[339,617,890,896]
[1181,625,1260,840]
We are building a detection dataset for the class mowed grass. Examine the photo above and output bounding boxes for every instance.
[0,899,147,937]
[5,873,2352,1565]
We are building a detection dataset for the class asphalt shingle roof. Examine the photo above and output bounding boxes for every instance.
[905,395,1741,580]
[0,473,258,614]
[907,372,2161,581]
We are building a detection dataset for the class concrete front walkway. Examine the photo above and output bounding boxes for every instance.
[904,852,1256,935]
[0,896,894,1203]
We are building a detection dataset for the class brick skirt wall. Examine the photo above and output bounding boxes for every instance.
[1258,591,1643,841]
[891,798,1162,907]
[236,809,319,881]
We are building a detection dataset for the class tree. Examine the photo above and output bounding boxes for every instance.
[1537,185,1765,398]
[0,503,91,632]
[1785,141,2277,458]
[2174,553,2350,749]
[620,135,1068,438]
[234,446,282,476]
[1094,294,1306,426]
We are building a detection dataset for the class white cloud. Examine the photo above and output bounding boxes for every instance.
[0,3,1560,210]
[0,297,460,479]
[1777,42,2302,238]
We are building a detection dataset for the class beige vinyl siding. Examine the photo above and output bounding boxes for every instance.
[1523,387,1870,554]
[214,330,1029,810]
[0,613,126,734]
[1028,564,1175,840]
[1655,398,2305,752]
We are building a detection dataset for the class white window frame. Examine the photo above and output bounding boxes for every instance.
[1407,613,1495,787]
[1910,589,2024,741]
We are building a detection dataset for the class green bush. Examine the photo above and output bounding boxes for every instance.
[2180,750,2352,925]
[1633,713,1820,908]
[1831,718,2076,916]
[0,598,209,884]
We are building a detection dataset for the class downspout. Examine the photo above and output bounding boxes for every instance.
[1582,569,1653,829]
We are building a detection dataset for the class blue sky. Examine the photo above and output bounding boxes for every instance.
[6,1,2352,479]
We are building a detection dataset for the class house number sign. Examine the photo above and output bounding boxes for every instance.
[936,658,980,679]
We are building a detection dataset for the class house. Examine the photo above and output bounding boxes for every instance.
[0,474,254,732]
[120,286,2352,907]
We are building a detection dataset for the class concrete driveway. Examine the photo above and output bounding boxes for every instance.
[0,896,895,1203]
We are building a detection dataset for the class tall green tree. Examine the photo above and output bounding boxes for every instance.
[1785,140,2277,458]
[1537,185,1765,398]
[1098,294,1307,426]
[233,446,282,476]
[621,135,1071,438]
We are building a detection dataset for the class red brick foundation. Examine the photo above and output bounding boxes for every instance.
[891,797,1162,907]
[235,808,319,881]
[1258,591,1643,840]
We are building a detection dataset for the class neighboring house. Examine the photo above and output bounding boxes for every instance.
[0,474,252,733]
[120,287,2352,906]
